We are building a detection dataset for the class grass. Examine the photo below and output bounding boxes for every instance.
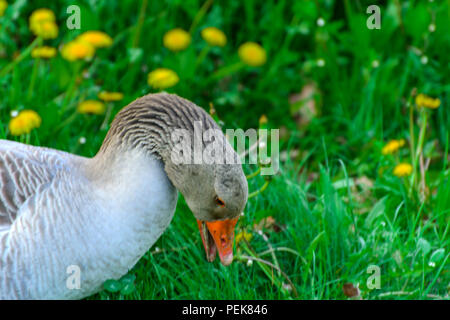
[0,0,449,299]
[94,154,449,300]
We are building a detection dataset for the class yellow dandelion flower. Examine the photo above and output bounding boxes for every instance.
[61,40,95,61]
[77,31,113,48]
[163,28,191,52]
[393,163,413,177]
[98,91,124,102]
[415,93,441,109]
[235,230,252,245]
[29,8,55,26]
[238,42,267,67]
[147,68,179,90]
[0,0,8,17]
[19,110,42,127]
[32,20,58,39]
[77,100,105,115]
[29,9,58,39]
[201,27,227,47]
[382,139,406,155]
[9,117,29,136]
[9,110,42,136]
[259,114,268,125]
[31,46,57,59]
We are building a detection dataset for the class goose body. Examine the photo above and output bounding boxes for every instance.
[0,93,248,299]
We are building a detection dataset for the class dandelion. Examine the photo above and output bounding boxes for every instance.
[316,58,325,67]
[163,28,191,52]
[0,0,7,17]
[259,114,268,126]
[79,137,86,144]
[77,100,105,115]
[31,46,57,59]
[282,283,293,292]
[77,31,113,48]
[61,40,95,61]
[393,163,413,177]
[415,93,440,109]
[235,230,252,245]
[201,27,227,47]
[147,68,179,90]
[238,42,267,67]
[32,21,58,39]
[317,17,325,27]
[17,110,41,127]
[29,9,58,39]
[29,8,55,26]
[9,110,42,136]
[382,139,405,155]
[420,55,428,65]
[98,91,124,102]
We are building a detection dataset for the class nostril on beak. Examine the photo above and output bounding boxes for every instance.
[220,235,227,247]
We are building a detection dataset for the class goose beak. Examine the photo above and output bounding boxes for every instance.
[197,217,239,266]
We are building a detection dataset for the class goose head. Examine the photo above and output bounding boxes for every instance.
[168,162,248,266]
[162,114,248,266]
[101,93,248,266]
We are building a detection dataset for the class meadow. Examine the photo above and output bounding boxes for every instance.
[0,0,448,299]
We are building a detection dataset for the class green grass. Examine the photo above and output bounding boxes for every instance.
[0,0,449,299]
[93,156,449,300]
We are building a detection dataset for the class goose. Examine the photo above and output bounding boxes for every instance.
[0,93,248,299]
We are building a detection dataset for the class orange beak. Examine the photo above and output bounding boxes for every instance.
[197,217,239,266]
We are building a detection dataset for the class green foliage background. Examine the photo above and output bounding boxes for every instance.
[0,0,448,299]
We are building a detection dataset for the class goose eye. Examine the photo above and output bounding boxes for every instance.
[214,196,225,207]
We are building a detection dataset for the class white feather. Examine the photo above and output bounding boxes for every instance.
[0,139,177,299]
